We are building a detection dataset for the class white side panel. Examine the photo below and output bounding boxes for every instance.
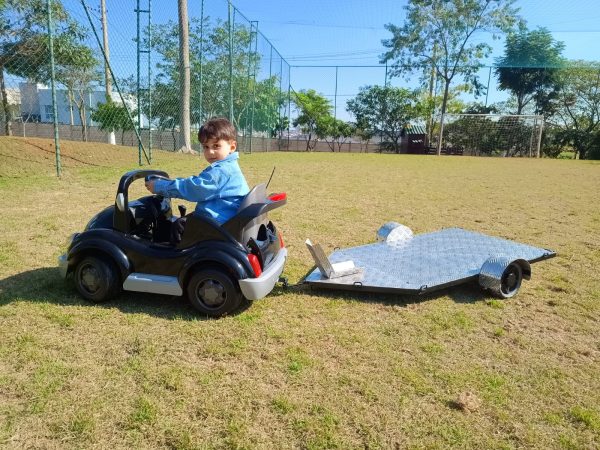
[123,273,183,296]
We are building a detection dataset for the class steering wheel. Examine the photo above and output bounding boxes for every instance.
[144,175,172,241]
[145,174,171,201]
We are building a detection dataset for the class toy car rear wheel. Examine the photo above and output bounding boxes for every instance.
[186,269,243,317]
[74,256,121,303]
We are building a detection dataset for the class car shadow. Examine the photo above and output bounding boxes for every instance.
[0,267,222,320]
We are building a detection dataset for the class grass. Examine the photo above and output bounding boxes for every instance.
[0,135,599,448]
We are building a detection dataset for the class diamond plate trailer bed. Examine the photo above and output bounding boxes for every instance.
[304,224,556,298]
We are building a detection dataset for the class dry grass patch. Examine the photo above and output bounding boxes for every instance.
[0,137,599,448]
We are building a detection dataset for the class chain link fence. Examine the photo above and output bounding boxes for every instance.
[2,1,600,174]
[0,0,294,172]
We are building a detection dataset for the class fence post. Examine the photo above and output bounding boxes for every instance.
[227,1,234,123]
[46,0,61,177]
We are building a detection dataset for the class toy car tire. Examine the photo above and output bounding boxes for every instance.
[186,268,244,317]
[74,256,121,303]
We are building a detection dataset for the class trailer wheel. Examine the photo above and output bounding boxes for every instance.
[497,262,523,298]
[479,257,529,299]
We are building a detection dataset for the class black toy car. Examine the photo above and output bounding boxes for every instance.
[59,169,287,317]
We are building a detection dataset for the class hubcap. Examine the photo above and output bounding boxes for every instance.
[80,264,101,294]
[501,266,520,294]
[197,279,226,307]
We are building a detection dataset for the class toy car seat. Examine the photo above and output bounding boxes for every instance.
[174,184,267,248]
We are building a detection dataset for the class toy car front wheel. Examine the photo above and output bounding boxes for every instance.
[186,269,243,317]
[74,256,121,303]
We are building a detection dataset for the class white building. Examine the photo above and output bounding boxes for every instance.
[18,82,148,127]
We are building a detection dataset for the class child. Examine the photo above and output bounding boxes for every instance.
[145,117,250,225]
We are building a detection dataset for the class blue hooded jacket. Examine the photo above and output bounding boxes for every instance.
[153,152,249,224]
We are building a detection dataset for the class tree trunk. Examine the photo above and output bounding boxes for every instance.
[100,0,116,145]
[436,79,451,156]
[178,0,192,151]
[516,93,524,115]
[77,100,88,142]
[67,90,75,125]
[0,67,12,136]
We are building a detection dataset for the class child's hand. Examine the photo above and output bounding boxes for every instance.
[145,179,156,193]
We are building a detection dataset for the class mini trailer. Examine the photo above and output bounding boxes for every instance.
[305,223,555,298]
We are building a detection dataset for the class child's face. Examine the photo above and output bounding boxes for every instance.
[201,138,236,164]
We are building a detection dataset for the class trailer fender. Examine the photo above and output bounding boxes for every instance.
[479,257,530,299]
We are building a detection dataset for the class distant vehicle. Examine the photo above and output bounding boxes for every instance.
[59,170,287,317]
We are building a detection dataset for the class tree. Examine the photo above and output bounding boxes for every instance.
[0,0,82,135]
[145,17,262,134]
[587,130,600,160]
[381,0,520,154]
[495,27,565,115]
[91,101,136,145]
[238,76,286,136]
[552,61,600,159]
[177,0,191,151]
[292,89,332,151]
[53,42,99,140]
[321,117,355,152]
[347,85,422,153]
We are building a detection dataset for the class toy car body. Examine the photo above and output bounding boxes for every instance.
[59,169,287,317]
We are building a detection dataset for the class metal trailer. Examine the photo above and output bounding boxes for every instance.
[304,223,556,298]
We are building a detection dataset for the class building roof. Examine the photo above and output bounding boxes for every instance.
[406,124,426,135]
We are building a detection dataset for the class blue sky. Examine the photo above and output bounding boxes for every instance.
[225,0,600,118]
[67,0,600,121]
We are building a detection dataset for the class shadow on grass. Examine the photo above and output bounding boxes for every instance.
[0,267,252,320]
[290,267,488,307]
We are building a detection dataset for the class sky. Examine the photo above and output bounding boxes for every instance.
[65,0,600,122]
[225,0,600,118]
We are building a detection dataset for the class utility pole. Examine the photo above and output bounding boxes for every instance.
[100,0,115,144]
[177,0,191,151]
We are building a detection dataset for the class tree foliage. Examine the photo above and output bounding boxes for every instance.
[444,115,535,156]
[321,116,355,152]
[292,89,332,151]
[552,61,600,159]
[347,85,422,153]
[0,0,85,134]
[495,27,565,115]
[145,17,287,139]
[381,0,520,153]
[91,101,135,145]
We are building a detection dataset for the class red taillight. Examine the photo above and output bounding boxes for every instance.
[278,232,285,248]
[269,192,287,202]
[247,253,262,277]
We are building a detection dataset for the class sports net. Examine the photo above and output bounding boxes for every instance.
[440,114,544,157]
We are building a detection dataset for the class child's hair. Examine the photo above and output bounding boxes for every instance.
[198,117,237,143]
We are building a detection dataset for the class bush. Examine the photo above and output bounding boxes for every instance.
[586,131,600,160]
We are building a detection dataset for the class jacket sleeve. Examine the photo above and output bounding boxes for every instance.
[153,170,224,201]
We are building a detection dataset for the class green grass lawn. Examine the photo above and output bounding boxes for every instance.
[1,136,599,449]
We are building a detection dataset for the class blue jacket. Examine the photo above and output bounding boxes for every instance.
[153,152,249,224]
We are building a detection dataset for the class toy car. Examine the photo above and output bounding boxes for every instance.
[58,169,287,317]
